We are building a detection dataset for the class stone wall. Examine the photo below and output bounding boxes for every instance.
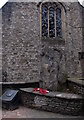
[2,1,84,90]
[67,78,84,96]
[65,2,83,78]
[82,5,84,52]
[20,88,84,116]
[2,2,66,90]
[2,2,41,82]
[81,6,84,77]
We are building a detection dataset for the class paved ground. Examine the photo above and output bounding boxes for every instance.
[0,106,83,119]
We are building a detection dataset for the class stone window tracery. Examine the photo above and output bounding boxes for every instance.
[41,2,64,38]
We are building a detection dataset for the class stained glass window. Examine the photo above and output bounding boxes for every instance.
[49,7,55,37]
[56,7,62,37]
[41,3,62,38]
[42,6,48,37]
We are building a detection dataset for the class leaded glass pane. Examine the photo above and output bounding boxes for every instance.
[42,6,48,37]
[56,7,62,37]
[49,7,55,37]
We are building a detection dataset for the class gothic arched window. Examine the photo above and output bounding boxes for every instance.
[41,2,63,38]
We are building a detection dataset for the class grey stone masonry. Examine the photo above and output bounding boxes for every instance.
[2,2,41,83]
[2,1,84,90]
[67,78,84,96]
[20,88,84,116]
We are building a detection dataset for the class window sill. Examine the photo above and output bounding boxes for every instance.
[41,37,65,45]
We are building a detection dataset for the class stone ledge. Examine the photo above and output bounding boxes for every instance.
[0,82,39,89]
[20,88,83,100]
[0,81,39,84]
[20,88,84,116]
[67,78,84,86]
[41,37,65,45]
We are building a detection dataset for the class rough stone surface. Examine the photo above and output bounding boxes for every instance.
[2,2,41,83]
[67,78,84,96]
[2,1,84,90]
[20,88,84,116]
[64,2,83,78]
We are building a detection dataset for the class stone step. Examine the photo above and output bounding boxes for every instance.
[20,88,84,116]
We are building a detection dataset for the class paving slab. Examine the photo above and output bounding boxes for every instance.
[0,106,83,118]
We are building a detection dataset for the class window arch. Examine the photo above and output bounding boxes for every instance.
[40,2,65,39]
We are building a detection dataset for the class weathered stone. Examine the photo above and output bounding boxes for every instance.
[1,1,84,91]
[20,88,84,116]
[67,78,84,96]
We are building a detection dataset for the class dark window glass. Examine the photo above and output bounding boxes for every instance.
[42,6,48,37]
[41,3,62,38]
[56,7,62,37]
[49,7,55,37]
[79,52,84,60]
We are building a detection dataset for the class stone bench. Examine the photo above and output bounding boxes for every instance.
[20,88,84,116]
